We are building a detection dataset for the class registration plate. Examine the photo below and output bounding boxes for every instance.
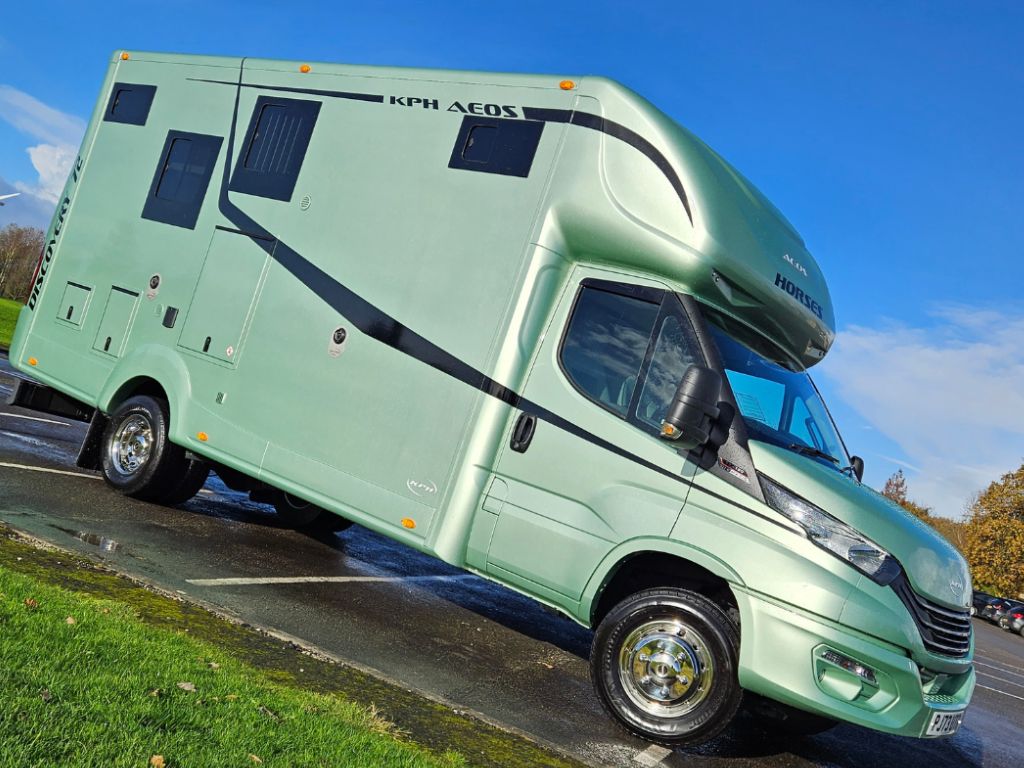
[926,710,964,737]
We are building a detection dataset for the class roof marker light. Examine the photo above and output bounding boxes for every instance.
[120,52,130,61]
[559,79,576,90]
[401,518,416,529]
[299,64,311,73]
[197,432,209,442]
[28,357,38,366]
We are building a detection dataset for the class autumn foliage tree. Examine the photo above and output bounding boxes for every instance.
[0,224,45,301]
[961,463,1024,597]
[880,469,967,552]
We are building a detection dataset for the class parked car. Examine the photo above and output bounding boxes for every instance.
[972,591,996,616]
[997,604,1024,633]
[983,599,1024,624]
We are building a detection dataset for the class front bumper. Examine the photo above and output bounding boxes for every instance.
[735,588,975,737]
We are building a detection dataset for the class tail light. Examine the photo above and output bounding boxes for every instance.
[24,245,45,304]
[1013,612,1024,620]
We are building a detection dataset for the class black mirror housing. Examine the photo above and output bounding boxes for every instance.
[850,455,865,482]
[661,365,723,449]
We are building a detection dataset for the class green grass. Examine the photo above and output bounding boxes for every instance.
[0,565,465,768]
[0,297,21,349]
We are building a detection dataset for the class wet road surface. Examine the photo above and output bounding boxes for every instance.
[1,353,1022,768]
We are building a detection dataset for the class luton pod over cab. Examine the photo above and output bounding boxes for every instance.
[9,51,974,744]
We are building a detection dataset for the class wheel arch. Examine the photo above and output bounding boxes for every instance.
[582,539,745,627]
[97,344,192,437]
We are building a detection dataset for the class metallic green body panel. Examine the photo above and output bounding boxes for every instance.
[11,51,972,737]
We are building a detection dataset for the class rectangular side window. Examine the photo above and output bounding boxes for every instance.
[449,116,544,178]
[559,286,661,417]
[229,96,321,202]
[104,82,157,126]
[141,130,223,230]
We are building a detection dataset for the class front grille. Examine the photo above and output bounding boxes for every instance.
[892,574,971,658]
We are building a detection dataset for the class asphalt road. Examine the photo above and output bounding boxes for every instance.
[1,353,1022,768]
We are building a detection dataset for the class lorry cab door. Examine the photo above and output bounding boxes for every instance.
[479,271,707,606]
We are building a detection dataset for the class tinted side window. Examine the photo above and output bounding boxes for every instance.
[560,287,660,416]
[229,96,321,202]
[635,314,702,428]
[142,130,223,230]
[104,82,157,126]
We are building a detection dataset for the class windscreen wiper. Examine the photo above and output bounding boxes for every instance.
[788,444,839,464]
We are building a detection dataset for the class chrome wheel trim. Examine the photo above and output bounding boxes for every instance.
[618,618,714,718]
[109,414,154,477]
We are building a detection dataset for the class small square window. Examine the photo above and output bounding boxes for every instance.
[104,82,157,126]
[142,130,223,230]
[449,117,544,178]
[230,96,321,202]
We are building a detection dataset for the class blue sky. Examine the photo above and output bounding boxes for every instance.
[1,1,1021,516]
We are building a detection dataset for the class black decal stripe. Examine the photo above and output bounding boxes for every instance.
[188,78,384,103]
[194,76,691,223]
[524,106,693,224]
[214,63,789,538]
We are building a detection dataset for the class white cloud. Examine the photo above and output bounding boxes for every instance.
[0,84,85,215]
[820,306,1024,518]
[0,85,85,147]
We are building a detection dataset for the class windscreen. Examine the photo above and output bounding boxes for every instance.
[704,309,850,469]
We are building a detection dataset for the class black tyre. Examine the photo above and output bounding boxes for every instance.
[101,395,188,501]
[272,491,352,532]
[592,588,742,746]
[157,459,211,506]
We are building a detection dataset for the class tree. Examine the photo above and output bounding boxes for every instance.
[0,224,45,302]
[880,469,935,522]
[962,463,1024,597]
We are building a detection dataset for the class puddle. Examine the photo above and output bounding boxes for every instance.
[52,525,122,553]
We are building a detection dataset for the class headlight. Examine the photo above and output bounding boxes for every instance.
[760,475,902,585]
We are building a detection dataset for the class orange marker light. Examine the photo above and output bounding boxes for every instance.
[120,52,130,61]
[299,64,311,73]
[401,518,416,529]
[27,357,38,366]
[559,79,576,90]
[197,432,209,442]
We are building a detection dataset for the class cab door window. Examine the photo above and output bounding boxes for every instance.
[559,281,704,434]
[559,286,660,417]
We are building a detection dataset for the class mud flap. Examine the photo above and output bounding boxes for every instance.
[76,411,110,471]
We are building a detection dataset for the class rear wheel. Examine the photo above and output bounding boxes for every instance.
[271,491,352,532]
[591,588,742,746]
[101,396,188,501]
[158,458,211,506]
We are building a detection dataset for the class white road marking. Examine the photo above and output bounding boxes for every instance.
[0,461,99,479]
[974,658,1024,680]
[976,653,1024,675]
[0,413,68,426]
[634,745,672,766]
[977,683,1024,702]
[977,670,1024,690]
[186,574,477,587]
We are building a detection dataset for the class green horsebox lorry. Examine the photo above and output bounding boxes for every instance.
[8,51,974,745]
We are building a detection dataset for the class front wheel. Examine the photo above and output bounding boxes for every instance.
[591,588,742,746]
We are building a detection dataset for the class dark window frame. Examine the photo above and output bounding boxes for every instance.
[229,95,321,202]
[448,116,544,178]
[141,130,223,230]
[104,82,157,126]
[557,279,706,437]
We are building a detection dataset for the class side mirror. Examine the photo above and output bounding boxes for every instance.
[660,365,722,449]
[850,455,865,482]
